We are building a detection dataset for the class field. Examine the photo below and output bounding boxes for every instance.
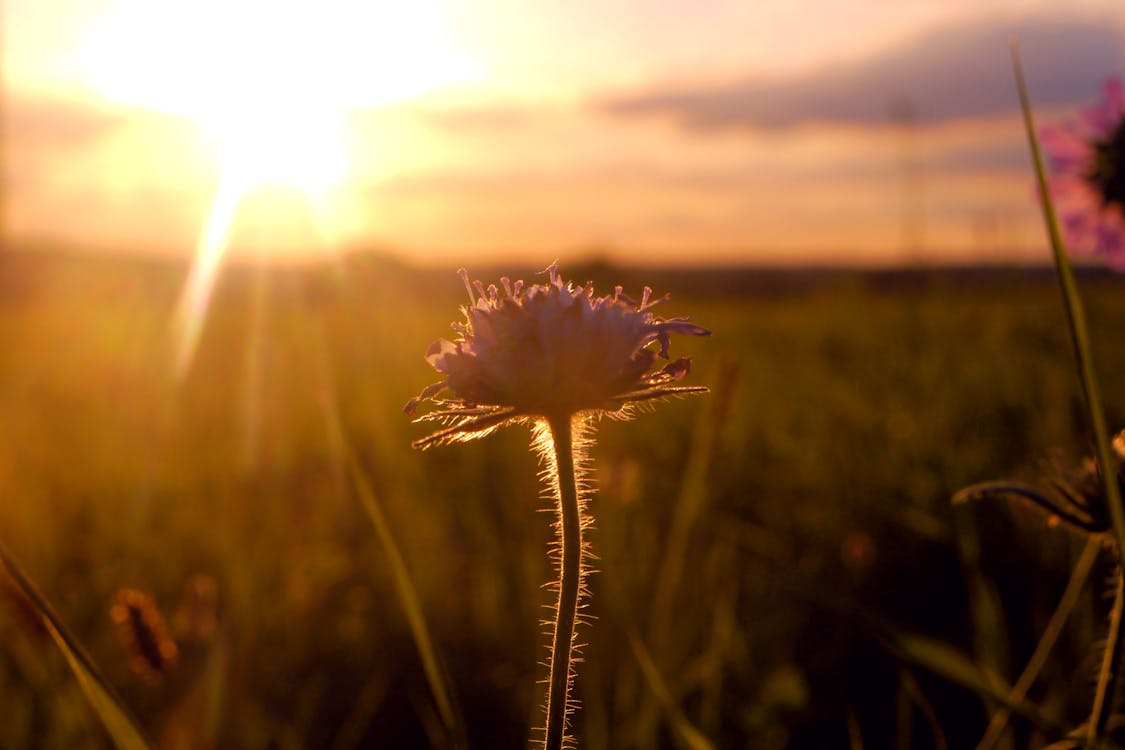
[1,250,1124,749]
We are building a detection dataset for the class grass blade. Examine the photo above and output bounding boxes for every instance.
[883,630,1053,730]
[772,567,1064,734]
[1011,41,1125,745]
[977,537,1100,750]
[899,668,949,750]
[649,358,739,640]
[635,359,737,744]
[846,707,866,750]
[0,541,153,750]
[626,629,718,750]
[1094,574,1125,746]
[341,434,464,747]
[307,305,465,749]
[1010,44,1125,558]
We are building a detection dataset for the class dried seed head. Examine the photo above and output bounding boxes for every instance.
[954,429,1125,535]
[110,588,179,685]
[406,264,709,448]
[1063,430,1125,532]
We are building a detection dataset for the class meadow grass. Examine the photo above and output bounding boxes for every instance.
[0,251,1123,748]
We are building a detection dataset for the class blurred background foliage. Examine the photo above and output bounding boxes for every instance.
[1,250,1123,749]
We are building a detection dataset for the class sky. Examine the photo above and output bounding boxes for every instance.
[4,0,1125,266]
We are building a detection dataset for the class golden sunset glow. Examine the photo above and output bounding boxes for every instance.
[70,0,479,372]
[79,0,477,187]
[4,0,1124,265]
[8,2,1125,748]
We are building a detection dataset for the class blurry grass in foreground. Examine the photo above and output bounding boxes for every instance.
[0,251,1123,748]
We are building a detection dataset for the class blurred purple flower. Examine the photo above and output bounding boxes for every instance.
[1041,77,1125,270]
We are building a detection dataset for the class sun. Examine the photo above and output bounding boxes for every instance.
[82,0,475,185]
[78,0,477,373]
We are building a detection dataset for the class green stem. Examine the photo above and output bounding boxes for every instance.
[977,537,1100,750]
[1012,45,1125,553]
[545,414,582,750]
[1090,570,1125,749]
[310,307,465,748]
[344,442,462,745]
[1010,42,1125,744]
[0,542,153,750]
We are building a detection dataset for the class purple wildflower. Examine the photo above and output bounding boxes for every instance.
[405,264,709,449]
[1041,77,1125,269]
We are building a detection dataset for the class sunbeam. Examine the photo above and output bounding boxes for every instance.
[172,175,242,377]
[79,0,478,375]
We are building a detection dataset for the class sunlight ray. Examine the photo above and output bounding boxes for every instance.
[173,175,245,378]
[79,0,479,377]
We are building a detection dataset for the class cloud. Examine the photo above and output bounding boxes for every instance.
[396,102,548,132]
[600,13,1125,129]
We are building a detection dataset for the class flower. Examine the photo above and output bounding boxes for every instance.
[405,264,709,448]
[1041,77,1125,270]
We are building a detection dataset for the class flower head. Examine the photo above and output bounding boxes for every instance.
[1041,77,1125,270]
[405,264,709,448]
[954,430,1125,535]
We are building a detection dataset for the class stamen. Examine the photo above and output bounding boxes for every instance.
[458,268,475,304]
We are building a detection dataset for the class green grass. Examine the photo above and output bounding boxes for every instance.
[1012,45,1125,747]
[0,251,1123,748]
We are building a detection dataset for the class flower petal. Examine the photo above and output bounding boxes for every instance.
[424,339,459,370]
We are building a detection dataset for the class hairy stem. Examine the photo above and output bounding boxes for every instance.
[545,414,582,750]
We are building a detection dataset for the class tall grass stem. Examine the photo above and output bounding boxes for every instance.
[341,433,464,747]
[976,537,1100,750]
[649,360,737,641]
[626,629,717,750]
[1011,41,1125,745]
[638,360,736,744]
[0,541,152,750]
[1090,572,1125,747]
[303,291,465,748]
